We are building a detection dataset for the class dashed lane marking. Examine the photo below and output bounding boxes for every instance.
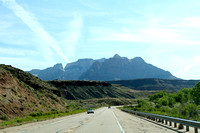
[112,110,125,133]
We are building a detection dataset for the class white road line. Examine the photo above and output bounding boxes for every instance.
[112,110,125,133]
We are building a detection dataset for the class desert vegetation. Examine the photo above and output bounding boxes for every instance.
[123,82,200,121]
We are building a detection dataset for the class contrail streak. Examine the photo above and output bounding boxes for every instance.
[176,56,200,76]
[1,0,70,63]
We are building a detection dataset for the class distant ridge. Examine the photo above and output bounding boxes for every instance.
[47,80,135,100]
[109,78,200,91]
[28,54,177,81]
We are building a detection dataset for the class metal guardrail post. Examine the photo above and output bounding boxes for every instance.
[186,125,189,131]
[121,109,200,133]
[179,124,184,129]
[169,121,172,126]
[165,120,168,125]
[174,122,177,127]
[195,127,198,133]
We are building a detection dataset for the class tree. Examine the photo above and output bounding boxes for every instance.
[149,91,167,102]
[192,82,200,105]
[158,97,169,106]
[175,88,192,103]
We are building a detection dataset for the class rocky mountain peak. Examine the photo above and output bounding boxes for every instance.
[113,54,121,58]
[53,63,63,70]
[131,57,145,63]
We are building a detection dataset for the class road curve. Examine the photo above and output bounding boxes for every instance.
[0,107,185,133]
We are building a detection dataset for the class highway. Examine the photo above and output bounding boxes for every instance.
[0,107,184,133]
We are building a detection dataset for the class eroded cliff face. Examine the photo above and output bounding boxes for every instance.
[0,65,66,118]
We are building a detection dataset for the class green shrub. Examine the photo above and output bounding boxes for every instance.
[124,85,200,121]
[159,106,171,113]
[182,103,198,118]
[158,97,169,106]
[0,115,9,121]
[171,103,181,115]
[149,91,167,102]
[29,111,44,117]
[137,99,148,108]
[192,82,200,105]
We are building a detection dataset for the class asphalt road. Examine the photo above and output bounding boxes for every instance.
[0,107,194,133]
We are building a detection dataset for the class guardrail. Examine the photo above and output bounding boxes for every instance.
[122,109,200,133]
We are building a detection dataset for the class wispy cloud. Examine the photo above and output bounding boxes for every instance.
[175,56,200,76]
[89,27,177,44]
[0,47,37,56]
[89,27,145,42]
[79,0,100,10]
[1,0,70,63]
[59,13,83,57]
[172,17,200,28]
[89,26,200,46]
[0,19,31,46]
[184,17,200,28]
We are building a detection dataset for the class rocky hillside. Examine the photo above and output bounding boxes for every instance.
[47,80,135,100]
[0,64,66,118]
[109,78,200,91]
[28,54,176,81]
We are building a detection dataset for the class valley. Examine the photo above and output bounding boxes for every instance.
[0,63,199,129]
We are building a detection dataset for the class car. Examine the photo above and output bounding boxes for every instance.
[108,106,111,109]
[87,109,94,114]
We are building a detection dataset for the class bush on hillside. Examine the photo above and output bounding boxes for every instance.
[127,81,200,121]
[192,82,200,105]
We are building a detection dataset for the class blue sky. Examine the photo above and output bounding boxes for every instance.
[0,0,200,79]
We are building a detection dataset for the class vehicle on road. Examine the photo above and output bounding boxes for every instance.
[108,106,111,109]
[87,109,94,114]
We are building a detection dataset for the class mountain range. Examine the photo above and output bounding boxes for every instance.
[28,54,177,81]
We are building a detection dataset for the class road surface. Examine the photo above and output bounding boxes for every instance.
[0,107,194,133]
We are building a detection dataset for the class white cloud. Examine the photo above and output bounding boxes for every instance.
[79,0,100,10]
[175,56,200,77]
[59,13,83,57]
[89,25,200,46]
[1,0,70,63]
[0,19,31,46]
[0,47,37,56]
[183,17,200,28]
[141,28,179,42]
[89,27,145,42]
[0,20,12,29]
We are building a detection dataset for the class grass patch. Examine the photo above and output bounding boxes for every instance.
[0,109,87,128]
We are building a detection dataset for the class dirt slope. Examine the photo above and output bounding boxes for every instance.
[0,64,66,118]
